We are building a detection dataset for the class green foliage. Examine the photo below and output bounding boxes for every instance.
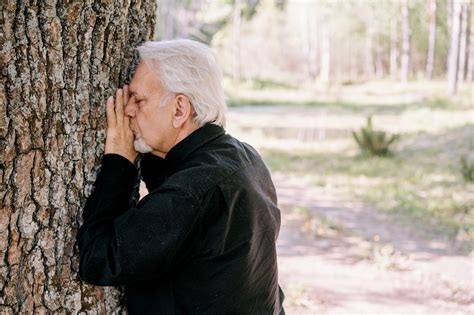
[461,156,474,182]
[260,124,474,253]
[352,116,399,156]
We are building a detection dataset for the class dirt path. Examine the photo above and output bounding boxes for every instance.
[274,173,474,314]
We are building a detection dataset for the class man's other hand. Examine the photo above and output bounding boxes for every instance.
[104,85,138,164]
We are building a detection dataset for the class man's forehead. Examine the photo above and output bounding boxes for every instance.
[129,63,161,96]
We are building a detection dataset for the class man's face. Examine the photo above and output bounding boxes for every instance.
[125,61,177,157]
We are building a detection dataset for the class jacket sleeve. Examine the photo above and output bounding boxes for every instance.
[140,152,168,192]
[76,153,200,286]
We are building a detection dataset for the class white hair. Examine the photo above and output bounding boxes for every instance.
[136,39,227,127]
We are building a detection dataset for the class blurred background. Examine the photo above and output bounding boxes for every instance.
[154,0,473,313]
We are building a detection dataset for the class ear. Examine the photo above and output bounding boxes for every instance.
[172,94,192,128]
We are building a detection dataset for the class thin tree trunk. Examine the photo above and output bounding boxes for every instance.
[320,26,330,82]
[301,4,317,80]
[447,0,453,38]
[375,41,384,79]
[458,3,469,84]
[232,0,242,81]
[400,0,410,82]
[350,37,357,81]
[447,1,463,95]
[163,0,176,39]
[1,0,156,312]
[426,0,437,79]
[365,26,375,78]
[390,18,398,80]
[446,0,453,72]
[467,1,474,82]
[308,13,318,79]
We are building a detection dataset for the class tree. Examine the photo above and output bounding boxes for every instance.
[457,2,469,84]
[365,25,375,78]
[1,0,156,312]
[400,0,410,82]
[390,18,399,80]
[233,0,242,81]
[161,0,177,39]
[320,25,330,82]
[425,0,437,79]
[447,0,463,94]
[467,1,474,82]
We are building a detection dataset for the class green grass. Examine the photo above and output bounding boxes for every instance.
[260,125,474,253]
[226,79,473,253]
[224,78,473,112]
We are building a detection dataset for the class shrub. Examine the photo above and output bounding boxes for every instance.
[460,156,474,181]
[352,116,399,156]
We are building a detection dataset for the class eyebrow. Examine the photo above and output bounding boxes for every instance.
[129,89,146,99]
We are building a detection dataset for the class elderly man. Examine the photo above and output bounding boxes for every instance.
[76,39,285,314]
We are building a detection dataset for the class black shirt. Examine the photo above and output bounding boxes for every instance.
[76,123,285,314]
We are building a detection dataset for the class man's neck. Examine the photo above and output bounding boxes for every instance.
[150,121,200,159]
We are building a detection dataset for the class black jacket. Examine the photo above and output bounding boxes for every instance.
[76,123,285,314]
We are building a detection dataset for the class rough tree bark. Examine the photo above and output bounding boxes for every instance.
[1,0,156,312]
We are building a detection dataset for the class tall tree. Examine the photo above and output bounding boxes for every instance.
[467,1,474,82]
[1,0,156,312]
[400,0,410,82]
[390,18,399,80]
[447,0,453,38]
[447,0,463,94]
[320,25,330,82]
[457,2,469,84]
[426,0,437,79]
[375,41,384,79]
[233,0,242,81]
[365,25,375,78]
[162,0,176,39]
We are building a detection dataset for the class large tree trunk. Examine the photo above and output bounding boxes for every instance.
[457,2,469,84]
[400,0,410,82]
[467,1,474,82]
[1,0,156,312]
[425,0,437,79]
[447,0,463,95]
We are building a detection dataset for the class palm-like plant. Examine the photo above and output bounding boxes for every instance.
[352,116,399,156]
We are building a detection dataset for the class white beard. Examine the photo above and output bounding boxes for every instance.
[134,136,153,153]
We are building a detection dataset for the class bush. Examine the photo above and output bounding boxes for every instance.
[460,156,474,181]
[352,116,399,156]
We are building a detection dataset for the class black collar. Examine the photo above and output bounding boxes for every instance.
[141,123,226,172]
[166,123,226,168]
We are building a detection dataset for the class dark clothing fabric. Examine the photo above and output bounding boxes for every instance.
[76,123,285,314]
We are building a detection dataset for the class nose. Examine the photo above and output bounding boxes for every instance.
[124,99,136,118]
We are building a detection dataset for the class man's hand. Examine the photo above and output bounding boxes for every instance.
[104,85,138,164]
